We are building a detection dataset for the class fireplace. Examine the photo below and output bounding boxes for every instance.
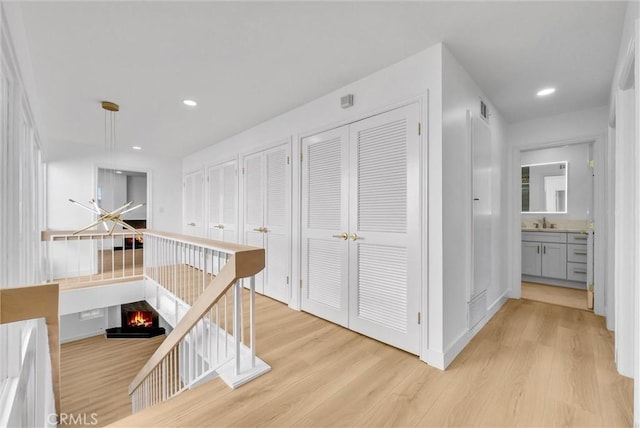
[105,301,165,339]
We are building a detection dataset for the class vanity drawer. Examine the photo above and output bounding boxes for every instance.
[567,262,587,282]
[567,244,588,263]
[567,232,589,244]
[522,232,567,243]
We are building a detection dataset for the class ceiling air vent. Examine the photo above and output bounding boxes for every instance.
[480,100,489,122]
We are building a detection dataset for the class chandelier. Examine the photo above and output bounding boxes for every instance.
[70,101,143,235]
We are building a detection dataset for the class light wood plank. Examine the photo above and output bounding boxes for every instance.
[60,335,164,427]
[522,281,589,311]
[105,297,632,428]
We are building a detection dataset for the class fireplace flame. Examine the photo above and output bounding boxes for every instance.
[128,311,152,328]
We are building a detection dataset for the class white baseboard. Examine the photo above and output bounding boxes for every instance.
[442,290,510,369]
[60,330,105,344]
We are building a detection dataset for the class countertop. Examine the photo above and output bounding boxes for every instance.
[522,228,589,234]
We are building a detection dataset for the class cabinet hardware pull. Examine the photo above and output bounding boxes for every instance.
[573,269,587,274]
[543,245,546,254]
[537,245,540,254]
[573,251,587,255]
[349,233,359,241]
[214,224,225,229]
[332,233,348,240]
[574,236,587,241]
[188,222,196,226]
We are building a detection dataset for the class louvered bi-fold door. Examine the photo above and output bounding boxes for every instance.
[207,160,238,243]
[243,144,291,303]
[262,145,291,303]
[301,126,350,327]
[183,170,204,237]
[244,153,265,294]
[348,104,420,354]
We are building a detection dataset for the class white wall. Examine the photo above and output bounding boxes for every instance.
[440,46,509,366]
[607,2,639,409]
[521,143,592,220]
[47,141,181,232]
[508,106,609,147]
[184,44,445,367]
[125,175,147,220]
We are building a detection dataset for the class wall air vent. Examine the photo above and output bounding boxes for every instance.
[480,100,489,122]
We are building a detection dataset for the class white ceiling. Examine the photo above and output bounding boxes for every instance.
[12,1,628,158]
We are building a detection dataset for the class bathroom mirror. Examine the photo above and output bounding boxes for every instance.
[521,161,568,213]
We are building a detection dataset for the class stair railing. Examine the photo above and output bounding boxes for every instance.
[128,231,265,412]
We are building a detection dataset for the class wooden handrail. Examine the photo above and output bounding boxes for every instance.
[0,283,60,414]
[128,245,264,395]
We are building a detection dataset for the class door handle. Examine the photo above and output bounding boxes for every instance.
[213,224,225,229]
[188,222,196,226]
[253,227,265,233]
[349,233,359,241]
[332,233,348,240]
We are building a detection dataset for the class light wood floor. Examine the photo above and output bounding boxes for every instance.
[92,296,632,427]
[60,335,164,427]
[522,281,589,311]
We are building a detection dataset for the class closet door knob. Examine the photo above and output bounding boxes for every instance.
[214,224,225,229]
[332,233,348,240]
[349,233,359,241]
[188,222,196,227]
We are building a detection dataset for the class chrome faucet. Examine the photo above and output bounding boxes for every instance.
[541,217,547,229]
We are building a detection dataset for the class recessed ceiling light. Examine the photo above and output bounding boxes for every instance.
[115,170,123,174]
[536,87,556,97]
[132,146,142,151]
[183,99,197,107]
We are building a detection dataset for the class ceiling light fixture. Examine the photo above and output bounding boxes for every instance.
[69,101,144,235]
[132,146,142,151]
[183,99,197,107]
[536,87,556,97]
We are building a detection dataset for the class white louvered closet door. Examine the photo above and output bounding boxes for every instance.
[243,152,265,294]
[183,170,204,237]
[348,104,421,354]
[262,144,291,303]
[301,126,350,327]
[207,160,238,243]
[207,164,224,241]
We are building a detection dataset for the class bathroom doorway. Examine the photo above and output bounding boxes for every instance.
[514,138,604,312]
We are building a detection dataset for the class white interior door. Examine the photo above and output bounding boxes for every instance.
[183,170,204,237]
[207,160,238,242]
[347,104,421,354]
[301,126,350,327]
[472,116,492,298]
[243,153,265,294]
[262,145,291,303]
[207,164,224,241]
